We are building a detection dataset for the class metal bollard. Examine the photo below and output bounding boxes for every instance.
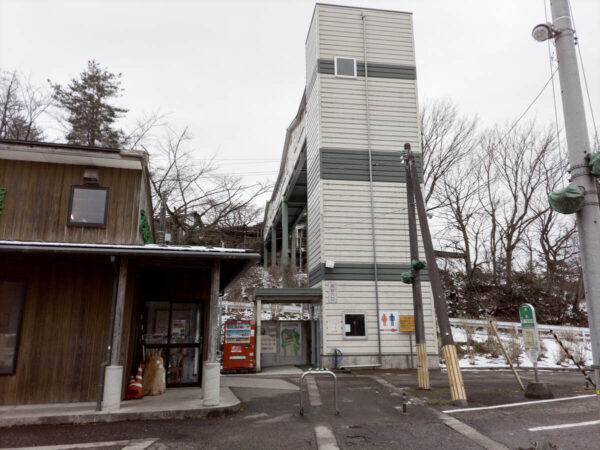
[402,392,408,415]
[299,369,339,416]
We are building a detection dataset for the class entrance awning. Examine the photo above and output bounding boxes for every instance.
[0,240,260,292]
[254,288,322,304]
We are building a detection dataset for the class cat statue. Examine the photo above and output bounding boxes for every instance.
[142,349,166,396]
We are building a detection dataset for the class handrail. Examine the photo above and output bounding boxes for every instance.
[449,318,590,336]
[299,369,339,416]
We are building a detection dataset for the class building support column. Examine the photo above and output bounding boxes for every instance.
[271,226,277,268]
[255,299,262,372]
[291,226,297,268]
[102,257,128,412]
[263,240,268,270]
[281,202,289,280]
[310,305,316,366]
[203,260,221,406]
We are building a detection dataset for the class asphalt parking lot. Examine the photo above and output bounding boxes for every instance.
[0,369,598,449]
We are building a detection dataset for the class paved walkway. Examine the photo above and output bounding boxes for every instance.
[0,387,239,427]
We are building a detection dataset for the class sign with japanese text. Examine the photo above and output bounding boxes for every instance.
[519,303,540,364]
[399,315,416,332]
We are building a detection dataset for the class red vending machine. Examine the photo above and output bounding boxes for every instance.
[222,320,255,372]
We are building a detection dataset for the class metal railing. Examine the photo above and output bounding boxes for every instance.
[449,317,590,341]
[299,369,339,416]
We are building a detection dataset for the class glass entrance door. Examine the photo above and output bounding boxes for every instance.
[144,301,202,386]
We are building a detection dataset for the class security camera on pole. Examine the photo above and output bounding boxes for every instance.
[532,0,600,406]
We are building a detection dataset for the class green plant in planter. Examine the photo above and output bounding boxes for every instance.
[0,187,6,215]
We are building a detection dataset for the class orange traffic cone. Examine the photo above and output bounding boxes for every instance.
[126,364,144,400]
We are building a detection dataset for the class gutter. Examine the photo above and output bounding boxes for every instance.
[0,242,261,261]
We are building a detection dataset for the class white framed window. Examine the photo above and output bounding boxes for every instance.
[334,57,357,78]
[343,312,368,339]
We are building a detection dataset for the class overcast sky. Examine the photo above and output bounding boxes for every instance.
[1,0,599,207]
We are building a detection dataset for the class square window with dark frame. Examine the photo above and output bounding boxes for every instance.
[343,312,367,339]
[335,57,357,78]
[68,186,109,227]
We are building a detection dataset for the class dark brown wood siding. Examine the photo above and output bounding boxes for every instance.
[0,254,120,404]
[0,160,142,244]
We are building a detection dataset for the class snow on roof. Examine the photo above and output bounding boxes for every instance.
[0,240,257,257]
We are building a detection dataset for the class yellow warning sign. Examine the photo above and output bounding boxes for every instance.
[399,315,415,332]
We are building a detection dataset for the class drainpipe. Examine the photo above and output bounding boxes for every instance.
[362,12,382,366]
[96,255,120,411]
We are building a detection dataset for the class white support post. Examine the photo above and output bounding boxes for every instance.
[102,257,128,412]
[255,299,262,372]
[203,260,221,406]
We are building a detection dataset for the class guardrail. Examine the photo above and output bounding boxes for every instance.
[449,317,590,342]
[299,369,339,416]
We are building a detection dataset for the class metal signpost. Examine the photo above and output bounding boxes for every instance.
[519,303,541,382]
[399,315,416,369]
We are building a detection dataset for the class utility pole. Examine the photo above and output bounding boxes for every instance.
[544,0,600,401]
[404,149,430,389]
[158,191,166,245]
[406,148,467,405]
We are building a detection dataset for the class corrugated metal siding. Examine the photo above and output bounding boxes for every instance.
[321,179,428,263]
[306,10,319,90]
[321,280,437,355]
[320,75,420,152]
[317,5,415,66]
[306,74,321,274]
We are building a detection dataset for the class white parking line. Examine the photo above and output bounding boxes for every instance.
[529,419,600,432]
[314,424,339,450]
[1,438,159,450]
[442,394,595,414]
[307,376,323,407]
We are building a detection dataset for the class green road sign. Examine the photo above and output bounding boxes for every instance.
[519,304,536,327]
[519,303,540,366]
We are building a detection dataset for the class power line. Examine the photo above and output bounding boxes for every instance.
[497,68,558,146]
[544,0,563,154]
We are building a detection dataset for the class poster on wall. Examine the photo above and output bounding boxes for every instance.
[326,317,342,335]
[280,323,302,357]
[379,311,400,334]
[327,282,337,304]
[261,335,277,353]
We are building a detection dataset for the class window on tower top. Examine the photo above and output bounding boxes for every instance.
[335,57,357,78]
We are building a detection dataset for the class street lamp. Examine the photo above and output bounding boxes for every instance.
[531,23,555,42]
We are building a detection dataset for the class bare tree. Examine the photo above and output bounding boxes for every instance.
[0,70,50,140]
[436,159,485,285]
[148,126,271,245]
[420,98,478,211]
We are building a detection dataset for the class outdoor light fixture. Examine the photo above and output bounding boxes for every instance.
[532,23,556,42]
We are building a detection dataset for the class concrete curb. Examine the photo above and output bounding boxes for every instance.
[0,402,241,428]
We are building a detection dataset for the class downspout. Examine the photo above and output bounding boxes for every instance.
[96,255,120,411]
[362,12,382,366]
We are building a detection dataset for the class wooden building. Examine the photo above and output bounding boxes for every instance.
[0,139,259,408]
[263,4,439,369]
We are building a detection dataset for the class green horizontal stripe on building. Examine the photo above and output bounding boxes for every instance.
[320,148,423,183]
[309,262,429,285]
[318,59,417,80]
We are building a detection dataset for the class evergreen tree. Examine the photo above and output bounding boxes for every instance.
[50,60,127,147]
